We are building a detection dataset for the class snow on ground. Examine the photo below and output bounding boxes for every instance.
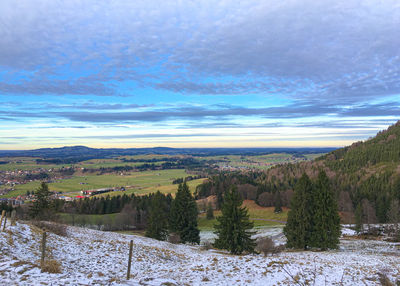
[1,220,399,285]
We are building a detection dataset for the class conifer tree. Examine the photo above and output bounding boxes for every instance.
[274,191,282,213]
[169,182,200,244]
[310,171,341,249]
[354,202,363,233]
[145,191,169,240]
[29,182,54,220]
[283,173,314,249]
[214,186,256,254]
[206,202,214,220]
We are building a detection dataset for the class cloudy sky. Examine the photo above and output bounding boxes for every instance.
[1,0,399,149]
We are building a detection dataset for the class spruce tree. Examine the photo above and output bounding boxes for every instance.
[214,186,256,254]
[354,202,363,233]
[29,182,54,220]
[206,202,214,220]
[274,191,282,213]
[310,171,341,249]
[169,182,200,244]
[145,191,169,241]
[283,173,314,249]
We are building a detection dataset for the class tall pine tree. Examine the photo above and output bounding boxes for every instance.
[206,202,214,220]
[354,202,363,233]
[29,182,54,220]
[214,186,256,254]
[169,182,200,244]
[310,171,341,249]
[283,173,314,249]
[145,191,169,241]
[274,191,282,213]
[284,172,341,250]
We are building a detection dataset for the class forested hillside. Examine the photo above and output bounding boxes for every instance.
[196,121,400,224]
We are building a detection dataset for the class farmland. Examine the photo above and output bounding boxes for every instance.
[0,150,327,199]
[2,169,201,198]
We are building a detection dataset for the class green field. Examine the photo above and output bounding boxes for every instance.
[2,169,204,198]
[198,200,288,230]
[0,152,325,172]
[0,156,167,171]
[57,200,287,232]
[0,157,68,171]
[0,152,326,199]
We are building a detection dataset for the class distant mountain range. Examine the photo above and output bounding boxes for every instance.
[0,145,336,159]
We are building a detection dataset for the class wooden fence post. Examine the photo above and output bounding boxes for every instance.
[0,210,5,229]
[10,210,16,226]
[2,216,7,232]
[41,231,47,272]
[127,240,133,280]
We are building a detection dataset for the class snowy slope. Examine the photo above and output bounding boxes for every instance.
[0,221,399,285]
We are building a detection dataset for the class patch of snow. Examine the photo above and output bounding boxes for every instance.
[0,220,399,285]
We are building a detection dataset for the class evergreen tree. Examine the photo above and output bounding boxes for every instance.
[206,202,214,220]
[283,173,314,249]
[354,202,363,233]
[145,191,169,240]
[214,186,256,254]
[310,171,341,249]
[169,182,200,244]
[274,191,282,213]
[29,182,54,220]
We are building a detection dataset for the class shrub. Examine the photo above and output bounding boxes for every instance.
[42,259,62,273]
[256,237,285,256]
[168,232,181,244]
[256,237,275,256]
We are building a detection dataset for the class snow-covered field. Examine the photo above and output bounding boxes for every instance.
[1,221,399,285]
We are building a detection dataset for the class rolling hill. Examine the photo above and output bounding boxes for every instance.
[262,121,400,223]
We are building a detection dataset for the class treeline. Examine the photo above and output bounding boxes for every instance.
[24,182,200,244]
[122,157,180,163]
[36,158,86,164]
[172,175,203,184]
[63,192,170,216]
[81,158,209,174]
[195,173,292,212]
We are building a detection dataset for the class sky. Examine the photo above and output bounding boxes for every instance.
[0,0,400,150]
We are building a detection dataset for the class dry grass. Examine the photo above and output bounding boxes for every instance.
[7,230,14,246]
[41,259,62,273]
[378,272,394,286]
[11,260,32,268]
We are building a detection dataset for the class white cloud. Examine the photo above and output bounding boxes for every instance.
[0,0,399,104]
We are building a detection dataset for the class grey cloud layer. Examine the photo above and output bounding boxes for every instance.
[0,0,399,103]
[2,102,399,123]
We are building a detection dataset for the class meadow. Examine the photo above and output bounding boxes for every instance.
[56,200,288,231]
[0,152,323,199]
[198,200,288,230]
[3,169,203,198]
